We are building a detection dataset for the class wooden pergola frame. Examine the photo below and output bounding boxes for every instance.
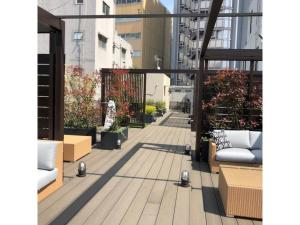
[38,7,65,141]
[38,0,262,156]
[193,0,263,160]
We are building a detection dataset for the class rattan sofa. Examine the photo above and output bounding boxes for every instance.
[209,130,262,173]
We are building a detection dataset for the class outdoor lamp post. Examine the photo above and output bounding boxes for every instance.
[77,161,86,177]
[181,170,190,187]
[185,144,191,155]
[117,139,121,149]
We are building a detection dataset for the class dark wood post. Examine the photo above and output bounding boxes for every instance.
[50,24,65,141]
[195,58,205,161]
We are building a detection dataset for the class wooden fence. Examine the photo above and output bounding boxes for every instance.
[101,69,146,127]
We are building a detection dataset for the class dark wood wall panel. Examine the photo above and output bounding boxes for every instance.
[38,54,53,139]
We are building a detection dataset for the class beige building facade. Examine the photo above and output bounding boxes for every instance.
[116,0,171,69]
[146,73,170,110]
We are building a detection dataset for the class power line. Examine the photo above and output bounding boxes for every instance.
[48,0,73,12]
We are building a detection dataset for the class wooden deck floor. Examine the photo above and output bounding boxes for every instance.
[38,117,262,225]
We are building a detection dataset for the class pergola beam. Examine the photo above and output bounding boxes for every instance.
[199,0,224,58]
[57,12,262,19]
[204,49,263,61]
[38,7,64,32]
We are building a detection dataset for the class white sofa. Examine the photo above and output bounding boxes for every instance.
[38,141,58,190]
[38,140,63,202]
[209,130,262,173]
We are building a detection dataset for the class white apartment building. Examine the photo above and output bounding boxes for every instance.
[38,0,132,73]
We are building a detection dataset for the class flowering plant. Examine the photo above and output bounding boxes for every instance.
[107,70,135,131]
[64,65,101,128]
[203,70,262,130]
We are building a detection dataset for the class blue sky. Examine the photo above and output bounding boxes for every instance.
[160,0,174,13]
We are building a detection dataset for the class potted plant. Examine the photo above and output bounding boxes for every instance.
[155,101,166,117]
[64,65,101,144]
[100,70,134,149]
[144,105,157,123]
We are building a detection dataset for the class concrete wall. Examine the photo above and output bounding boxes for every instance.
[113,33,133,68]
[146,73,170,110]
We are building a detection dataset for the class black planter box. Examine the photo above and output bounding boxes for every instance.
[144,114,156,123]
[64,127,97,145]
[101,127,128,150]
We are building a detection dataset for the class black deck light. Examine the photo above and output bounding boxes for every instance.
[185,144,191,155]
[181,170,190,186]
[116,139,121,149]
[77,161,86,177]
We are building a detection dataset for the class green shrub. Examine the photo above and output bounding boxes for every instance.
[145,105,156,115]
[155,101,166,111]
[146,99,155,106]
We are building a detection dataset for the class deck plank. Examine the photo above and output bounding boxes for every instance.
[172,129,191,225]
[119,128,177,225]
[66,126,163,225]
[77,126,174,225]
[154,140,184,225]
[137,128,183,225]
[199,161,223,225]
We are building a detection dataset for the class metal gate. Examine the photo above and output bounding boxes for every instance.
[101,69,146,128]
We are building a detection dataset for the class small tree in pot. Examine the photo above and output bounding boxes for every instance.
[101,70,135,149]
[64,65,101,144]
[203,69,262,130]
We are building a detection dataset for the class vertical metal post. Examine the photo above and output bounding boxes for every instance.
[142,73,147,127]
[101,72,106,126]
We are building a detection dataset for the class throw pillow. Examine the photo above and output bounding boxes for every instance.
[211,130,232,151]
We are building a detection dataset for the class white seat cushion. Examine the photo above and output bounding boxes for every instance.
[224,130,251,149]
[38,140,57,170]
[216,148,256,163]
[38,168,57,190]
[250,131,262,149]
[251,149,263,164]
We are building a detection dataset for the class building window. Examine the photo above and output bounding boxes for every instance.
[75,0,84,4]
[175,89,181,92]
[98,33,107,49]
[119,32,141,40]
[73,32,83,40]
[132,51,142,57]
[116,0,141,4]
[121,48,126,59]
[103,2,110,15]
[116,18,141,23]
